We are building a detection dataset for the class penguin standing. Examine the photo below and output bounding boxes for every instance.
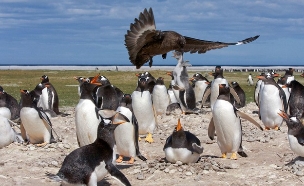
[39,75,60,115]
[163,118,204,163]
[131,76,156,143]
[152,77,170,115]
[247,73,254,86]
[47,111,131,186]
[90,75,119,111]
[0,86,20,120]
[114,94,147,164]
[230,81,246,108]
[257,72,287,130]
[254,72,265,107]
[209,84,263,159]
[172,51,198,114]
[277,68,295,110]
[190,73,210,107]
[284,80,304,119]
[19,89,56,146]
[74,76,85,97]
[166,72,178,104]
[75,78,101,147]
[278,111,304,157]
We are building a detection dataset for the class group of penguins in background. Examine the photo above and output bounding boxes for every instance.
[1,56,304,185]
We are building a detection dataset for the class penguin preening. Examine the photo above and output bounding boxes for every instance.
[209,84,263,159]
[163,118,204,163]
[125,7,259,69]
[47,110,131,186]
[114,94,147,164]
[278,111,304,157]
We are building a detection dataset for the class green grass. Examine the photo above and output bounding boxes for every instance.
[1,69,303,107]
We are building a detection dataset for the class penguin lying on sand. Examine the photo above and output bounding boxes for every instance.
[278,111,304,157]
[47,110,131,186]
[163,118,204,163]
[209,84,263,160]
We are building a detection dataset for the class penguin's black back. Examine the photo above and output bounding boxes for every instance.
[288,80,304,118]
[164,130,201,152]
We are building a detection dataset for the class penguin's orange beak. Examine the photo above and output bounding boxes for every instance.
[189,77,194,81]
[256,75,264,80]
[90,74,101,85]
[273,73,280,77]
[277,110,288,119]
[208,72,213,75]
[166,72,172,76]
[176,118,182,131]
[135,73,140,77]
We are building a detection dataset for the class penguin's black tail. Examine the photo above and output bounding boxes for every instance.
[45,172,62,182]
[237,151,248,157]
[137,153,147,161]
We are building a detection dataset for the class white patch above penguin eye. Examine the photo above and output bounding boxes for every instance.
[290,117,298,122]
[103,119,112,125]
[145,77,149,81]
[86,78,90,83]
[100,76,107,81]
[145,72,148,75]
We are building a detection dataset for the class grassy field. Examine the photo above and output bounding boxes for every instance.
[0,69,303,107]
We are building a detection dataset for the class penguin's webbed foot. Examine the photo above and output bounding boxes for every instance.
[127,157,135,164]
[274,126,280,131]
[36,142,48,147]
[221,153,227,159]
[116,155,123,163]
[230,152,238,160]
[145,133,154,143]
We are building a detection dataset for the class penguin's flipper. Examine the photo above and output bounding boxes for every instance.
[295,134,304,146]
[236,110,263,131]
[192,143,204,154]
[132,114,147,161]
[172,84,185,91]
[229,87,241,104]
[208,117,215,140]
[277,84,288,112]
[106,163,131,186]
[202,88,211,106]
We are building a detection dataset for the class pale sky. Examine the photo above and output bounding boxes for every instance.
[0,0,303,67]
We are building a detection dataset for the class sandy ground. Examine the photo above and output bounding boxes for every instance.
[1,102,304,186]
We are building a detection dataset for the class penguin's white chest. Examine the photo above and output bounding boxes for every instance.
[194,81,208,103]
[152,85,169,115]
[0,115,16,148]
[0,107,11,119]
[75,99,100,147]
[212,100,241,153]
[114,121,136,157]
[20,107,51,144]
[288,134,304,157]
[87,161,108,184]
[164,147,200,163]
[259,84,283,128]
[131,91,156,135]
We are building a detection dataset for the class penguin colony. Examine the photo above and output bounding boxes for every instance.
[2,7,304,186]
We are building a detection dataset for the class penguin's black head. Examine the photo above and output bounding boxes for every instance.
[41,75,49,83]
[156,77,165,85]
[120,94,132,108]
[0,86,4,94]
[278,111,303,132]
[230,81,239,88]
[218,84,229,95]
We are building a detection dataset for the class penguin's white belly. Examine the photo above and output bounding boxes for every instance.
[168,90,177,104]
[164,147,200,163]
[0,115,16,148]
[288,134,304,157]
[254,80,262,105]
[75,99,100,147]
[210,78,228,110]
[0,107,11,119]
[132,91,156,135]
[259,85,283,128]
[114,122,136,157]
[38,88,49,109]
[88,161,108,184]
[152,85,169,115]
[194,81,208,103]
[212,100,241,153]
[20,107,51,144]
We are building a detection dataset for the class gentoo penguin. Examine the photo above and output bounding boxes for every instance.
[203,66,240,111]
[75,78,101,147]
[163,118,204,163]
[247,73,254,86]
[125,7,259,69]
[131,76,156,143]
[20,89,57,146]
[257,72,287,130]
[172,51,198,114]
[189,73,210,107]
[152,77,170,116]
[284,80,304,119]
[90,74,119,110]
[0,86,20,120]
[166,72,178,104]
[47,111,131,186]
[74,76,85,97]
[0,107,23,148]
[209,84,263,159]
[114,94,147,164]
[278,111,304,157]
[39,75,60,115]
[136,71,156,94]
[230,81,246,108]
[254,72,265,106]
[277,68,295,109]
